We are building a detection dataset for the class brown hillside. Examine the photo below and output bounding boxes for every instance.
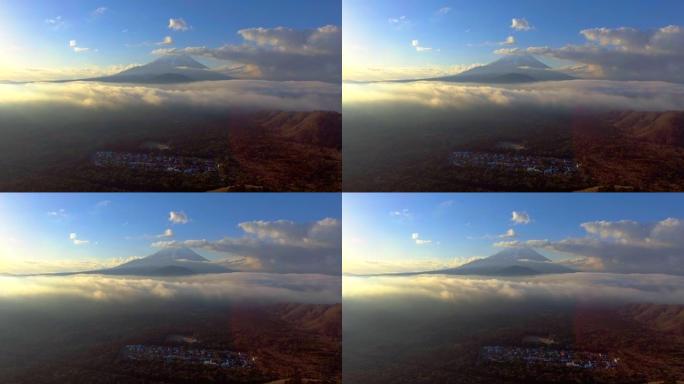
[612,111,684,146]
[619,303,684,335]
[259,111,342,149]
[276,303,342,339]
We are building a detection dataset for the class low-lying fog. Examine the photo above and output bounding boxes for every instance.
[343,273,684,381]
[0,80,341,112]
[0,272,341,304]
[344,273,684,307]
[344,80,684,112]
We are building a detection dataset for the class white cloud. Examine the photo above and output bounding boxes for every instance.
[45,16,67,30]
[153,25,341,82]
[168,211,189,224]
[91,7,108,18]
[390,209,412,220]
[69,40,91,53]
[157,36,173,46]
[501,25,684,82]
[511,211,531,225]
[493,240,521,247]
[511,18,533,31]
[47,209,68,219]
[499,228,516,238]
[388,16,410,28]
[168,18,190,31]
[501,36,516,45]
[69,233,89,246]
[493,47,519,55]
[412,39,434,52]
[0,80,341,112]
[436,7,452,16]
[494,218,684,275]
[157,228,174,238]
[411,232,432,245]
[95,200,111,208]
[152,218,341,275]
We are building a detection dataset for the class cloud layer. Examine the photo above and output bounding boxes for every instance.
[0,272,340,304]
[153,25,341,82]
[343,63,482,82]
[343,80,684,112]
[0,256,142,275]
[344,273,684,305]
[500,25,684,83]
[0,80,341,112]
[497,218,684,275]
[153,218,341,275]
[0,64,141,82]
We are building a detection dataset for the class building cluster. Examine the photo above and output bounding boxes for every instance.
[481,346,619,369]
[93,151,217,175]
[450,151,580,175]
[122,344,253,369]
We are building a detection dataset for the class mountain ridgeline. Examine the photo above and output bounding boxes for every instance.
[424,54,575,84]
[86,55,232,84]
[93,247,231,276]
[383,248,574,277]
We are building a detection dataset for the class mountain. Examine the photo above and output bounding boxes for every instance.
[427,54,575,84]
[94,247,231,276]
[88,55,232,84]
[611,111,684,147]
[276,303,342,339]
[619,303,684,336]
[423,248,574,276]
[258,111,342,149]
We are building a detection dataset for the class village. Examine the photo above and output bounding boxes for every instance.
[121,344,254,369]
[481,345,619,369]
[93,151,218,175]
[450,151,580,176]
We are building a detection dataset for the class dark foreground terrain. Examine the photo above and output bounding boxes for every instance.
[343,108,684,191]
[0,301,341,384]
[0,108,341,192]
[343,302,684,383]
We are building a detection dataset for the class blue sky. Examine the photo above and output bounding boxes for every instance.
[0,0,340,71]
[343,0,684,80]
[0,193,340,272]
[343,193,684,274]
